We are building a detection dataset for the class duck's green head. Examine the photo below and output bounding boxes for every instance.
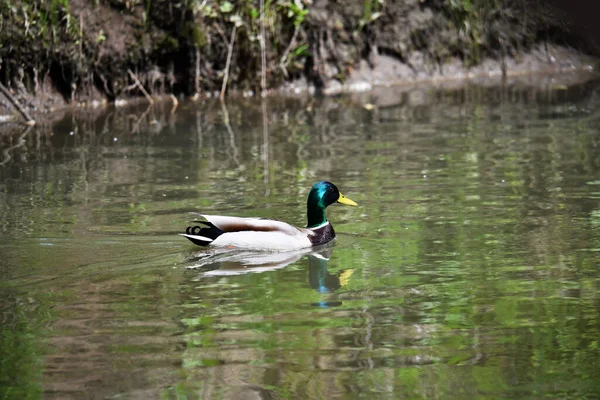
[307,181,357,228]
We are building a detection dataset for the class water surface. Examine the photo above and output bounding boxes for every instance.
[1,81,600,399]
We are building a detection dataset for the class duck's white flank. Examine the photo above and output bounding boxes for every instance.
[211,231,312,250]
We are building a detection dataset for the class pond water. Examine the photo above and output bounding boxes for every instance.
[1,81,600,399]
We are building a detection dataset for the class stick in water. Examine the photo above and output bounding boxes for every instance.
[127,69,154,104]
[0,82,35,125]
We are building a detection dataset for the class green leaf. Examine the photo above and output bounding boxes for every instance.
[96,29,106,44]
[293,44,309,57]
[249,7,259,20]
[219,1,233,13]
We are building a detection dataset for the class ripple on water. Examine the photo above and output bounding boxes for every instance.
[2,86,600,399]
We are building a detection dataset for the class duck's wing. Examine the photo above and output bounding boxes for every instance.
[196,214,308,237]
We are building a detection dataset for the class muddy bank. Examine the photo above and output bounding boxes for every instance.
[0,0,598,119]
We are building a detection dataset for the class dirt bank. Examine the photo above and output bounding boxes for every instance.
[0,0,598,119]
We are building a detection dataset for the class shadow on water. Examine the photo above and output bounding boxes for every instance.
[2,79,600,399]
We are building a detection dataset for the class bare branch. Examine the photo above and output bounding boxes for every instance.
[127,69,154,104]
[220,25,237,101]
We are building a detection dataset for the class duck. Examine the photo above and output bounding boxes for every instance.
[181,181,357,251]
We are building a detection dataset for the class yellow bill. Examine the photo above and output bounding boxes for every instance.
[337,192,357,206]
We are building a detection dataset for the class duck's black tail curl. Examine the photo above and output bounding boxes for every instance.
[181,221,224,246]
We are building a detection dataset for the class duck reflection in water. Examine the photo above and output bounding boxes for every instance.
[306,249,354,308]
[307,249,353,293]
[185,246,353,306]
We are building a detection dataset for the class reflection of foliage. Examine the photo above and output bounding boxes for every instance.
[0,300,45,399]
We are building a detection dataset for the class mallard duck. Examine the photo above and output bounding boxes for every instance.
[181,181,357,251]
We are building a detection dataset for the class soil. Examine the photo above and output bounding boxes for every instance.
[0,0,598,121]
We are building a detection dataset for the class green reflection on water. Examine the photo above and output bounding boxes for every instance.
[1,82,600,399]
[0,292,53,400]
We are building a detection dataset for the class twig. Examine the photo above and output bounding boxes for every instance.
[33,67,39,94]
[259,0,267,97]
[0,82,35,125]
[123,82,138,92]
[97,72,112,96]
[127,69,154,104]
[213,23,228,47]
[220,24,237,101]
[279,25,300,78]
[23,6,30,36]
[79,14,83,65]
[195,44,201,95]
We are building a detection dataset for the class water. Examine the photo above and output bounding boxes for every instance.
[1,81,600,399]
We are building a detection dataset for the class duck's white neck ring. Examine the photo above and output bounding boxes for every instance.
[309,221,330,230]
